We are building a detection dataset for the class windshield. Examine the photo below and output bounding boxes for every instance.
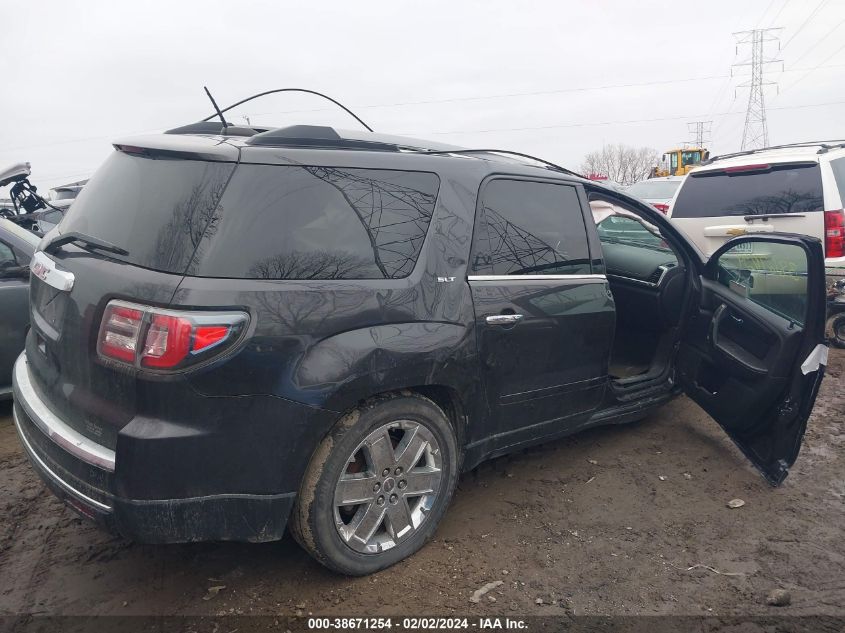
[626,180,681,199]
[596,214,671,251]
[672,163,823,218]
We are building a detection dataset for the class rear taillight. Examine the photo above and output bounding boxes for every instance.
[652,203,669,214]
[97,300,248,370]
[824,209,845,258]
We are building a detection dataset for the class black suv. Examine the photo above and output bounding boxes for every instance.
[13,121,829,575]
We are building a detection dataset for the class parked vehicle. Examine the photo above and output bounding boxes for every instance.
[0,218,39,399]
[651,146,709,178]
[26,201,71,236]
[12,105,829,576]
[667,142,845,267]
[625,176,684,213]
[50,180,87,203]
[0,162,71,234]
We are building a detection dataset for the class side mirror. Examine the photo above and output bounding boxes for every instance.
[0,264,29,279]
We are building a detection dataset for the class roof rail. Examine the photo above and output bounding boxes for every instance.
[417,149,583,177]
[703,140,845,164]
[165,121,270,136]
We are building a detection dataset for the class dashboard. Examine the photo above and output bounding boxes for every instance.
[600,239,686,330]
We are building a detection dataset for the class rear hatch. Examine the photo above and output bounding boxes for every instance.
[669,161,825,256]
[26,139,237,449]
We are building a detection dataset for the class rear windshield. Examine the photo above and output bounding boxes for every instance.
[672,162,823,218]
[59,151,236,273]
[60,152,440,279]
[625,180,681,199]
[189,165,440,279]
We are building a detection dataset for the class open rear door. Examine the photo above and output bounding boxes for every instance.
[677,234,828,485]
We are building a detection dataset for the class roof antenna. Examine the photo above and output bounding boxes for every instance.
[203,86,229,131]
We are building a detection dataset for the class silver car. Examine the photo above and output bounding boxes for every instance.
[625,176,685,214]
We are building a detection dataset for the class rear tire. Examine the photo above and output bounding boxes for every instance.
[290,393,459,576]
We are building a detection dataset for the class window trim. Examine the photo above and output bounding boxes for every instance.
[467,174,595,279]
[468,273,606,282]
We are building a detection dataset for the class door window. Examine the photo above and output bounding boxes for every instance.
[715,241,808,326]
[471,179,590,276]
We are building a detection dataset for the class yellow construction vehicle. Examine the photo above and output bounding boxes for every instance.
[650,146,710,177]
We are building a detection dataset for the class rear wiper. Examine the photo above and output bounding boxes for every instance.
[43,231,129,256]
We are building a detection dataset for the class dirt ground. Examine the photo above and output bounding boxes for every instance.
[0,351,842,620]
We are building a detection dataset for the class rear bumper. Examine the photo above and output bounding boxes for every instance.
[12,353,299,543]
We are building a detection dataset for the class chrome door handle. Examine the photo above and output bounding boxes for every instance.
[486,314,524,325]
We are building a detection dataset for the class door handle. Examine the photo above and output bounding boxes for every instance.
[486,314,524,325]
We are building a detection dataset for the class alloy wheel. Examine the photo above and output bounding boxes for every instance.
[333,420,443,554]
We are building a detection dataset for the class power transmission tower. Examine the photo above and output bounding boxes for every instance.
[687,121,712,147]
[733,28,783,150]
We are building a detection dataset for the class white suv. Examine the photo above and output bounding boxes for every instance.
[668,142,845,272]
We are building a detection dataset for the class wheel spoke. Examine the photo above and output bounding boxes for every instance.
[348,502,387,545]
[364,428,396,472]
[395,425,428,471]
[403,466,441,496]
[385,497,414,540]
[335,474,378,505]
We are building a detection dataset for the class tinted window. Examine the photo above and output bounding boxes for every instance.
[60,151,235,273]
[192,166,439,279]
[471,179,590,275]
[673,163,823,218]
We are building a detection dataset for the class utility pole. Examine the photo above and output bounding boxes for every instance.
[687,121,712,148]
[733,28,783,150]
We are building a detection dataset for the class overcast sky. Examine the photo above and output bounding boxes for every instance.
[1,0,843,192]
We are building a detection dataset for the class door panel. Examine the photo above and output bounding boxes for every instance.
[467,176,615,448]
[470,276,613,440]
[678,235,827,485]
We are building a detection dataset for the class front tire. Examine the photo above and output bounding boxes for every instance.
[291,393,459,576]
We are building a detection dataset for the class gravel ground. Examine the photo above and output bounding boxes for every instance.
[0,351,842,619]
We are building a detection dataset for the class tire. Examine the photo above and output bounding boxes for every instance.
[290,393,459,576]
[830,314,845,349]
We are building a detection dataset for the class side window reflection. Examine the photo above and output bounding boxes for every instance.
[471,180,591,276]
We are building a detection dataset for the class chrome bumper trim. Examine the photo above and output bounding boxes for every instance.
[13,404,112,512]
[12,354,116,472]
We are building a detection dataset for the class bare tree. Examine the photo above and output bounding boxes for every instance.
[579,144,659,186]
